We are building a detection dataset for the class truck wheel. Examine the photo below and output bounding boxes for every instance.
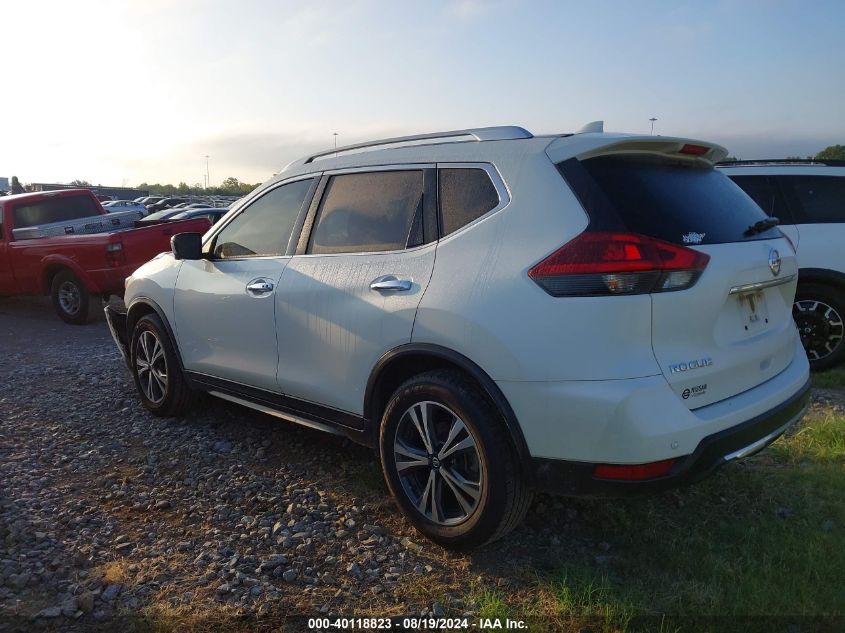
[794,283,845,371]
[130,313,198,416]
[379,370,532,549]
[50,270,92,325]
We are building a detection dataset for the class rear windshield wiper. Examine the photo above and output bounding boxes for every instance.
[745,216,780,236]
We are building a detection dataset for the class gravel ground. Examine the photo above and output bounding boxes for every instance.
[0,297,589,632]
[1,296,836,632]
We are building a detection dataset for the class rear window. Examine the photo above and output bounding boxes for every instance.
[12,194,100,229]
[559,156,781,245]
[729,175,792,221]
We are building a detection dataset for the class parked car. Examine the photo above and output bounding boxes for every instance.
[718,159,845,370]
[146,197,190,213]
[103,200,148,214]
[106,125,810,548]
[170,208,228,225]
[135,196,164,206]
[0,189,212,323]
[135,209,186,224]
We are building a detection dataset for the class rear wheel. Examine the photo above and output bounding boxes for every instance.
[379,370,532,549]
[793,283,845,371]
[50,270,92,325]
[130,313,198,416]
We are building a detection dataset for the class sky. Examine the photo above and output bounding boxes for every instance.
[2,0,844,188]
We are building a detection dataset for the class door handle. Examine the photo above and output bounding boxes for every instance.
[246,279,275,296]
[370,275,412,291]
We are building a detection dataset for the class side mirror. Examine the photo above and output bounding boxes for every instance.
[171,232,203,260]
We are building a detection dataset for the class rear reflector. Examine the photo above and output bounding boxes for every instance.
[680,143,710,155]
[593,459,676,481]
[528,232,709,297]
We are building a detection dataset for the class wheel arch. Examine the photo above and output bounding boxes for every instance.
[41,260,92,295]
[797,268,845,290]
[126,297,187,374]
[364,343,534,481]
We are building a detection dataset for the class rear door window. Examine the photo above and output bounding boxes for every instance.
[308,170,424,254]
[781,176,845,224]
[438,168,499,236]
[12,194,100,228]
[559,156,782,244]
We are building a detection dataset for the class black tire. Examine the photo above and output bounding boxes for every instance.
[794,283,845,371]
[130,313,198,416]
[50,270,92,325]
[379,369,532,549]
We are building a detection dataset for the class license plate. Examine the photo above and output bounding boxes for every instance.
[739,291,768,332]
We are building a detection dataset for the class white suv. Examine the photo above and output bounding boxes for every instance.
[718,159,845,370]
[107,125,811,548]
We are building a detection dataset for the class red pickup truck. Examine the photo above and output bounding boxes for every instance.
[0,189,211,324]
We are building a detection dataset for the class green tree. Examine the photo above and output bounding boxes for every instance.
[815,145,845,160]
[70,179,92,186]
[10,176,25,194]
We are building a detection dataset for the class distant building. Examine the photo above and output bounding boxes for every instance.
[0,177,8,192]
[28,183,149,200]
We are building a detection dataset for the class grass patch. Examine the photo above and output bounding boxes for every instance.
[101,559,131,584]
[471,410,845,632]
[811,367,845,389]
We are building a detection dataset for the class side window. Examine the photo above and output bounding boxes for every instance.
[438,168,500,236]
[729,175,791,220]
[212,178,313,258]
[308,170,423,254]
[782,176,845,224]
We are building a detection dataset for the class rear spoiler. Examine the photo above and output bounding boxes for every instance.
[546,134,729,166]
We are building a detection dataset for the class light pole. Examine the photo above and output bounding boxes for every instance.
[205,155,210,189]
[333,132,338,156]
[649,118,658,135]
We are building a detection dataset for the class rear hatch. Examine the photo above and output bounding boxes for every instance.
[559,146,798,409]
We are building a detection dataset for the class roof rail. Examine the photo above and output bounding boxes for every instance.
[716,158,845,167]
[283,125,533,171]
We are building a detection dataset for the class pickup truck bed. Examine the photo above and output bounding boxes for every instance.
[0,189,211,323]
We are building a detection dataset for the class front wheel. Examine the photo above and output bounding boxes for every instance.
[379,370,532,549]
[130,314,198,416]
[50,270,92,324]
[793,283,845,371]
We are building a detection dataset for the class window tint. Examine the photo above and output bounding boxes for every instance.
[559,156,781,245]
[783,176,845,223]
[213,179,312,258]
[309,170,423,254]
[439,168,499,236]
[13,194,101,228]
[729,175,791,220]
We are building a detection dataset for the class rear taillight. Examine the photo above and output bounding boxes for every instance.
[593,459,676,481]
[528,232,710,297]
[106,242,126,268]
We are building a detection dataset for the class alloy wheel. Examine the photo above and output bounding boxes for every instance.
[135,330,168,404]
[57,281,81,316]
[793,299,845,361]
[393,401,483,526]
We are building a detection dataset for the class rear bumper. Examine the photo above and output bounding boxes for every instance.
[104,304,130,366]
[531,375,811,496]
